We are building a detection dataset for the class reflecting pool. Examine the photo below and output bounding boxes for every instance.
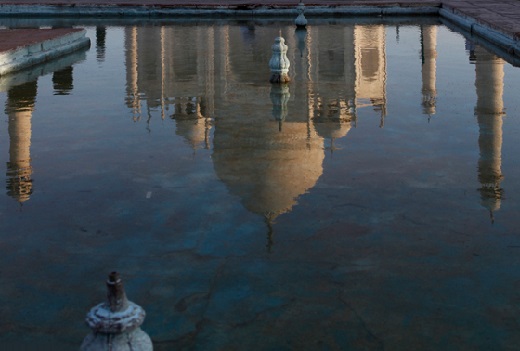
[1,17,520,350]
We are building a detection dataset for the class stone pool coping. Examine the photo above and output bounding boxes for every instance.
[0,0,519,60]
[0,28,90,75]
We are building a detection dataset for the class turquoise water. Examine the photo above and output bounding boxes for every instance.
[1,18,520,350]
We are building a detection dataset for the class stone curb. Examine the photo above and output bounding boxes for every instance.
[0,29,91,75]
[440,7,520,58]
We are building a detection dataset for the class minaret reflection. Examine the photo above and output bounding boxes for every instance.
[52,66,73,95]
[354,25,387,127]
[473,45,505,222]
[96,26,107,62]
[421,25,437,117]
[5,81,37,203]
[124,27,140,121]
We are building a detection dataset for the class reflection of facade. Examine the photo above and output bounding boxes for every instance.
[123,24,387,225]
[5,81,37,203]
[305,26,356,150]
[421,25,437,116]
[303,25,385,146]
[124,26,214,149]
[474,46,505,220]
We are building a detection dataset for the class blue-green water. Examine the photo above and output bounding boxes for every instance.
[1,18,520,350]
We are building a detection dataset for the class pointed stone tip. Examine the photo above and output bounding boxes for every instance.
[106,271,129,312]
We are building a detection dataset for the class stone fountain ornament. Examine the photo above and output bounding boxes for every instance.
[295,2,307,28]
[269,36,291,83]
[80,272,153,351]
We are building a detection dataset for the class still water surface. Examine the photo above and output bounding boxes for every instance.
[1,18,520,350]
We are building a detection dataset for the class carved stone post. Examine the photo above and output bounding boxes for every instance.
[269,36,291,83]
[80,272,153,351]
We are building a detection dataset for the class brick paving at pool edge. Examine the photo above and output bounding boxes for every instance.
[0,0,520,52]
[0,28,85,53]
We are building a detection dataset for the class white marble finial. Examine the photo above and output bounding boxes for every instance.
[269,36,291,83]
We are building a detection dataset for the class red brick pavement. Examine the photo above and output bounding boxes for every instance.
[0,28,84,53]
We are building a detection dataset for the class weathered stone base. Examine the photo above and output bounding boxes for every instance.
[80,328,153,351]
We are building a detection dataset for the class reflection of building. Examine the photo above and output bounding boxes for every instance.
[52,66,74,95]
[305,26,356,150]
[474,45,505,221]
[172,96,211,150]
[5,81,37,203]
[124,26,214,149]
[213,104,324,220]
[303,25,385,146]
[354,25,387,127]
[96,26,106,62]
[211,27,324,222]
[123,24,387,232]
[421,25,437,116]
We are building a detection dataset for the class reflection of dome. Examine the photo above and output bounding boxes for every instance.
[314,121,352,141]
[312,98,354,147]
[313,104,354,140]
[171,97,211,150]
[175,118,211,150]
[213,118,324,219]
